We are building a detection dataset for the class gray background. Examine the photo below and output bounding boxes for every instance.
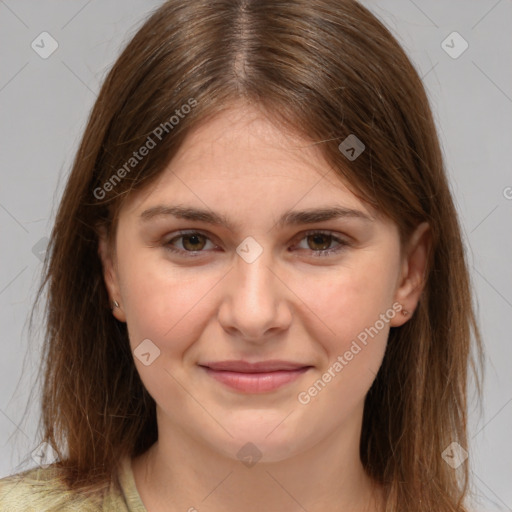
[0,1,511,510]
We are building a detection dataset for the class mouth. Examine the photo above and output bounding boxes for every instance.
[198,360,313,393]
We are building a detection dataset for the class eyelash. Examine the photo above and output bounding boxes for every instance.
[163,230,350,258]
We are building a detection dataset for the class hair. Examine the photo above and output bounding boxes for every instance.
[19,0,483,510]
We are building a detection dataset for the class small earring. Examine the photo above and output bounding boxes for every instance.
[402,309,409,316]
[112,300,120,310]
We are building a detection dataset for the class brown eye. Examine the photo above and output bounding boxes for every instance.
[181,233,207,251]
[295,231,349,257]
[306,233,333,251]
[165,231,215,254]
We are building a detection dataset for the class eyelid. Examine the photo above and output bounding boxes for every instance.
[292,229,350,244]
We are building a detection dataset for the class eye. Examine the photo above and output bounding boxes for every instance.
[294,231,349,256]
[164,231,217,254]
[162,229,349,258]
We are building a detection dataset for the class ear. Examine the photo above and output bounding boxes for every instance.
[390,222,431,327]
[97,225,126,323]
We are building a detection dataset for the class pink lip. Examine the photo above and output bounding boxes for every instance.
[199,360,312,393]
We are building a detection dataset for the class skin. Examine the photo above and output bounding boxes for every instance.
[99,103,430,512]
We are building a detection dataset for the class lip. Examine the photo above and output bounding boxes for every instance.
[199,360,312,393]
[201,360,310,372]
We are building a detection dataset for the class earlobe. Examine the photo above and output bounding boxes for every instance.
[390,222,431,327]
[97,226,126,323]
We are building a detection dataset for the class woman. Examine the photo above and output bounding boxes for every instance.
[0,0,483,510]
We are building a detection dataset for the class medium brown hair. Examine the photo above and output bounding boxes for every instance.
[20,0,483,509]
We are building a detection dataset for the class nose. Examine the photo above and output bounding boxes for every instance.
[217,248,292,343]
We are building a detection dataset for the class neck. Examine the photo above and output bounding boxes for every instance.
[132,404,384,512]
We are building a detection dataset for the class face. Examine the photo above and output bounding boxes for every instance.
[99,103,428,463]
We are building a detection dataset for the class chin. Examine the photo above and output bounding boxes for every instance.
[208,419,308,464]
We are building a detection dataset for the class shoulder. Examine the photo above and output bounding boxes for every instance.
[0,463,121,512]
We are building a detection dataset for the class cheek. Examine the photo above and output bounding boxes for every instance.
[292,250,400,351]
[117,250,222,356]
[293,261,397,416]
[117,252,227,411]
[289,247,400,414]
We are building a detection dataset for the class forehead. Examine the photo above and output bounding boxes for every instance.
[171,104,329,179]
[123,104,375,220]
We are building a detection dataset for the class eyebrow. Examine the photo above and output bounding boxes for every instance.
[139,204,374,230]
